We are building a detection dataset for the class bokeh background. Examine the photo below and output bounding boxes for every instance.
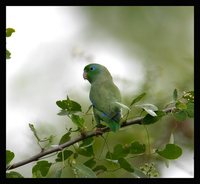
[6,6,194,178]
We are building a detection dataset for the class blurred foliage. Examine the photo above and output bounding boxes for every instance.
[6,28,15,59]
[32,161,52,178]
[6,150,15,165]
[6,88,194,178]
[6,171,24,178]
[79,7,194,177]
[82,6,194,102]
[140,162,159,178]
[6,6,193,178]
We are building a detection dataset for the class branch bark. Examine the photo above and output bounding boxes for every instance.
[6,107,174,171]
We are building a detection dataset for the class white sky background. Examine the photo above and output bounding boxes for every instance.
[6,6,193,177]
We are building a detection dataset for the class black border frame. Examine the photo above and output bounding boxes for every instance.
[1,1,199,184]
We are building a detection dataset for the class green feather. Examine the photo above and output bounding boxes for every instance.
[83,63,122,132]
[93,106,121,132]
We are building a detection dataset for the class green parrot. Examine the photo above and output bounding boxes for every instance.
[83,63,123,132]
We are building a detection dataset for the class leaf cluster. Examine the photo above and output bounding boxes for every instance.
[6,90,193,178]
[172,90,194,121]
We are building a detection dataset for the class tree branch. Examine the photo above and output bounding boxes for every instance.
[6,107,174,171]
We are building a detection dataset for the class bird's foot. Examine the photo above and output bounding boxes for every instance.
[95,127,104,136]
[94,124,106,136]
[96,124,106,128]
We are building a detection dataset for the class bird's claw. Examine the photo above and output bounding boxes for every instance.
[95,127,104,136]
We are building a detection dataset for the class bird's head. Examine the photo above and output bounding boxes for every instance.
[83,63,112,84]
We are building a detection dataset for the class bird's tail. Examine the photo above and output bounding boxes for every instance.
[107,119,120,132]
[101,113,121,132]
[94,107,121,132]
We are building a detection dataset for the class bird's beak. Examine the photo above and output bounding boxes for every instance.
[83,71,87,79]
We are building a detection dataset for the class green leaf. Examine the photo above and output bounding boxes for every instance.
[59,132,71,145]
[6,150,15,165]
[130,141,146,154]
[156,144,182,160]
[173,89,178,101]
[56,149,73,162]
[112,144,129,159]
[29,123,40,142]
[143,111,165,125]
[105,151,114,160]
[105,151,118,163]
[57,110,69,116]
[93,165,107,172]
[79,137,94,148]
[144,109,157,117]
[182,91,194,103]
[56,96,82,113]
[6,28,15,37]
[136,104,158,116]
[105,151,114,159]
[186,102,194,117]
[130,93,146,106]
[118,158,134,172]
[71,114,84,128]
[175,101,187,110]
[133,167,148,178]
[32,161,52,178]
[78,137,94,157]
[54,168,62,178]
[84,158,96,168]
[136,103,158,111]
[56,100,67,110]
[78,146,94,157]
[6,49,11,59]
[73,152,79,159]
[73,163,97,178]
[173,110,187,122]
[47,135,54,144]
[6,171,24,178]
[139,163,159,177]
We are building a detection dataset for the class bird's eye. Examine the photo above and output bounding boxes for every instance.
[90,66,95,71]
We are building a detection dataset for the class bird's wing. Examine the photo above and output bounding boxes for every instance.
[90,80,121,117]
[93,106,121,132]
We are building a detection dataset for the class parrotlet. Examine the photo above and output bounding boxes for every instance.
[83,63,122,132]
